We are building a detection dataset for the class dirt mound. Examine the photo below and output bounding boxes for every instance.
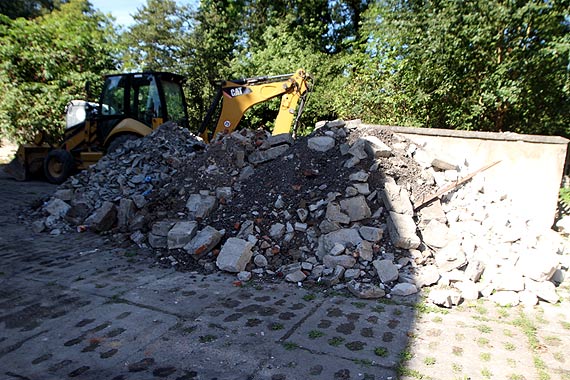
[30,120,569,307]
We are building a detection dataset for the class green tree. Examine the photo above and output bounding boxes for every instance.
[356,0,570,136]
[120,0,193,73]
[0,0,65,19]
[0,0,118,143]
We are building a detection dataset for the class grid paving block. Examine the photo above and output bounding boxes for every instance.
[402,309,539,380]
[284,297,414,369]
[122,271,239,318]
[1,301,177,379]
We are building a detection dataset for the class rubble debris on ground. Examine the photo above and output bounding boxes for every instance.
[29,120,570,308]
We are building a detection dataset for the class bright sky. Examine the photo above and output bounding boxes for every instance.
[90,0,197,28]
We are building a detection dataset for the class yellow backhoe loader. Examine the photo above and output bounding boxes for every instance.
[5,69,312,184]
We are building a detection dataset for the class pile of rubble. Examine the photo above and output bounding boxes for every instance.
[32,120,569,307]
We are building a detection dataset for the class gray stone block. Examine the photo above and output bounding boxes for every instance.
[340,195,371,222]
[167,221,198,249]
[248,144,289,164]
[216,237,254,273]
[184,226,223,257]
[186,193,218,220]
[373,259,399,283]
[85,201,116,232]
[308,136,336,152]
[387,211,421,249]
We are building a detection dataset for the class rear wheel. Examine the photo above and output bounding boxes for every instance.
[107,134,139,154]
[44,149,74,184]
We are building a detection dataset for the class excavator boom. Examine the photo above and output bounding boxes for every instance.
[199,69,312,142]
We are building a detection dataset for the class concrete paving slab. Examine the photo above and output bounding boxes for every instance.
[1,301,177,379]
[122,271,237,318]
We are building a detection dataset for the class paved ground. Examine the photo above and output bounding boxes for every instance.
[0,167,569,380]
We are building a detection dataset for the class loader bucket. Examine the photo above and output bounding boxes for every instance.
[4,156,28,181]
[3,144,50,181]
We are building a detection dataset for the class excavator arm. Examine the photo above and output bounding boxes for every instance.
[198,69,312,143]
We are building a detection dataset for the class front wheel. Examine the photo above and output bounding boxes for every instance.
[44,149,74,184]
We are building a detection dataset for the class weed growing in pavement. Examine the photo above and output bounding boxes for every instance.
[481,368,493,378]
[513,311,551,380]
[371,305,386,313]
[414,302,449,315]
[503,328,514,337]
[308,330,325,339]
[477,337,490,347]
[561,321,570,330]
[508,374,525,380]
[353,359,372,367]
[283,341,298,350]
[377,298,397,305]
[535,309,549,325]
[480,352,491,362]
[397,367,431,379]
[476,324,493,333]
[424,357,436,366]
[553,351,564,362]
[432,316,443,323]
[374,347,388,357]
[475,304,489,315]
[302,293,316,301]
[472,314,490,322]
[454,333,465,341]
[270,323,284,331]
[328,336,344,346]
[351,301,366,309]
[399,349,413,361]
[506,358,517,368]
[451,363,463,373]
[504,342,516,351]
[498,307,510,319]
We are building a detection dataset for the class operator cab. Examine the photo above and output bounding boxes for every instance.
[96,72,189,145]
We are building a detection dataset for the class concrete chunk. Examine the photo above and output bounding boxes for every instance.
[151,220,176,237]
[323,254,357,269]
[361,135,392,158]
[434,241,467,272]
[347,280,385,299]
[308,136,336,152]
[317,228,363,258]
[420,219,451,248]
[516,250,559,282]
[248,144,289,164]
[186,193,218,220]
[359,226,383,242]
[391,283,418,296]
[117,198,135,230]
[184,226,222,257]
[325,202,351,224]
[167,221,198,249]
[45,198,71,218]
[373,259,399,283]
[387,211,421,249]
[340,196,371,222]
[382,178,413,215]
[85,201,116,232]
[216,237,254,273]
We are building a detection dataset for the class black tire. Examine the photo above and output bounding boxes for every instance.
[107,134,139,154]
[44,149,74,184]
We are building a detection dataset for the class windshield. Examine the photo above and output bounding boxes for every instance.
[100,76,126,116]
[162,79,186,126]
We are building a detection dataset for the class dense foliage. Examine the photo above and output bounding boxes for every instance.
[1,0,568,143]
[0,0,117,143]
